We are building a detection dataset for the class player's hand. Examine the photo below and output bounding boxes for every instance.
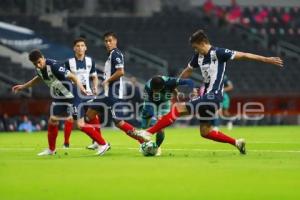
[92,86,98,95]
[101,80,109,87]
[12,85,24,94]
[190,88,199,100]
[80,86,88,96]
[266,57,283,67]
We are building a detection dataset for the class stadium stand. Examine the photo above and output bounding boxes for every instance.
[67,7,300,96]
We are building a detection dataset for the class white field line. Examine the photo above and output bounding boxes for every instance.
[0,147,299,153]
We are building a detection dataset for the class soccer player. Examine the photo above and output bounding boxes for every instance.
[138,29,283,154]
[12,49,110,156]
[85,31,146,150]
[62,37,100,148]
[141,75,194,155]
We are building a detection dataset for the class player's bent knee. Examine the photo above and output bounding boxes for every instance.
[86,108,97,120]
[113,119,122,127]
[48,116,58,125]
[76,120,85,129]
[199,123,212,137]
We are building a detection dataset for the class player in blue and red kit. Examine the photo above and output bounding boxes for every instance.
[85,31,148,150]
[12,49,110,156]
[137,29,283,154]
[62,37,100,148]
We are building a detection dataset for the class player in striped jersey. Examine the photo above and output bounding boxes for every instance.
[62,38,100,148]
[137,29,283,154]
[12,49,110,156]
[85,31,147,150]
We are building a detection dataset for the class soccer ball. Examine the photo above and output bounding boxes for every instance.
[141,141,158,156]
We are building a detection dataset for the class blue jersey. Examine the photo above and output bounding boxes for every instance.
[36,58,74,99]
[65,56,97,95]
[188,46,235,96]
[103,48,124,99]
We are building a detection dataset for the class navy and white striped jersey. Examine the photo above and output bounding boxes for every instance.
[104,48,124,99]
[188,47,236,96]
[65,56,97,95]
[36,59,74,99]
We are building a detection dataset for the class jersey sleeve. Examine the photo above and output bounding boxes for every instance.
[51,63,70,79]
[90,60,97,76]
[216,48,236,62]
[111,51,124,69]
[64,60,70,71]
[188,53,199,69]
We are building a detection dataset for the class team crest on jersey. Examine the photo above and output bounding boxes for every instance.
[116,57,121,64]
[59,67,65,72]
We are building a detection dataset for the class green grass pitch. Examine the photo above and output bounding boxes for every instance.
[0,126,299,200]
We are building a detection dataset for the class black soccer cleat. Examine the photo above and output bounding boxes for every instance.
[236,139,246,155]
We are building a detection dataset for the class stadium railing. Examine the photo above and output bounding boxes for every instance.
[0,72,32,97]
[277,41,300,60]
[126,46,168,75]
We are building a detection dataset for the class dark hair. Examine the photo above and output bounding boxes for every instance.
[73,37,87,46]
[189,29,210,44]
[150,76,165,90]
[28,49,43,62]
[103,31,117,40]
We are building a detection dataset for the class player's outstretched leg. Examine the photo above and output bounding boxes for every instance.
[38,117,58,156]
[200,123,246,154]
[136,103,187,140]
[63,118,73,148]
[114,119,148,143]
[77,118,110,156]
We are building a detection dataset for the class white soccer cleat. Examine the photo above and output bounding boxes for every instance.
[155,147,162,156]
[86,142,99,150]
[96,143,111,156]
[37,149,56,156]
[135,130,152,142]
[235,138,246,155]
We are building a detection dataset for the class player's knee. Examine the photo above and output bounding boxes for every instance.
[113,118,122,127]
[66,117,73,123]
[199,124,212,137]
[48,116,58,125]
[86,108,97,120]
[76,120,85,129]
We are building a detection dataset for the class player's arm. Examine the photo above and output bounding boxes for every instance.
[90,60,99,95]
[102,68,124,85]
[179,66,193,79]
[103,51,125,86]
[91,74,99,95]
[12,76,41,93]
[234,52,283,67]
[66,72,88,95]
[179,53,199,78]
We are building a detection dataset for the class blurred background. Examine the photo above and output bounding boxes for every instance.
[0,0,299,132]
